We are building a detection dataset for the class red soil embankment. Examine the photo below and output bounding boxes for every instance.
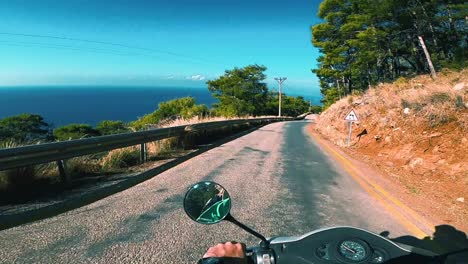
[314,70,468,232]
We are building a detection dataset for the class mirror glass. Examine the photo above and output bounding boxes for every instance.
[183,181,231,224]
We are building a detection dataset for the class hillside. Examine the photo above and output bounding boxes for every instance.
[314,69,467,231]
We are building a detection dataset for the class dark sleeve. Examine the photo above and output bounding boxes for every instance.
[198,257,247,264]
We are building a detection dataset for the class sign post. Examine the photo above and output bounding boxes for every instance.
[344,109,359,146]
[347,122,352,146]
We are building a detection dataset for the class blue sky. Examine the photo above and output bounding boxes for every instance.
[0,0,323,97]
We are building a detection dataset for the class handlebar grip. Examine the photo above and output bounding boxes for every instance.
[245,248,255,264]
[198,257,248,264]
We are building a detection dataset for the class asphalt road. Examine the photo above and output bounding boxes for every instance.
[0,121,411,263]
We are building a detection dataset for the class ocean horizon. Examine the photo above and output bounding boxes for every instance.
[0,86,217,127]
[0,85,322,127]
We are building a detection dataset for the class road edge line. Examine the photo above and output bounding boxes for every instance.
[308,127,434,238]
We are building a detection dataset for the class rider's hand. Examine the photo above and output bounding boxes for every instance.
[199,242,247,264]
[203,241,245,258]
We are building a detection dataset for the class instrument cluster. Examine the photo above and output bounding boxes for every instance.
[315,238,388,263]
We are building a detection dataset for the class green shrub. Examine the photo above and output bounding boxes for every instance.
[429,92,451,104]
[455,96,464,110]
[0,113,52,143]
[131,112,159,131]
[54,124,101,141]
[401,99,424,112]
[412,103,425,112]
[131,97,209,130]
[351,90,364,96]
[310,105,323,114]
[395,77,408,88]
[428,114,457,128]
[451,77,460,84]
[401,99,411,109]
[96,120,130,135]
[440,68,453,76]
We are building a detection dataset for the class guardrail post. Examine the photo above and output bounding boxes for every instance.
[56,160,70,185]
[140,143,147,163]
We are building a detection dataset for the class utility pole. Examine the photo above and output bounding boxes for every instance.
[274,77,287,117]
[418,36,437,79]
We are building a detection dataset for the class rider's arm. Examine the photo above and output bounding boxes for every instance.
[198,242,247,264]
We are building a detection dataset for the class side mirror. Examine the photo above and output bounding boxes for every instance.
[183,181,231,224]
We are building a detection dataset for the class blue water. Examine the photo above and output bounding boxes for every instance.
[0,86,217,127]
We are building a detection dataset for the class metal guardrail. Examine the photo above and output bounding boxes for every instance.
[0,117,296,173]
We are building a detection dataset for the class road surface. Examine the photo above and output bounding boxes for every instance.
[0,121,412,263]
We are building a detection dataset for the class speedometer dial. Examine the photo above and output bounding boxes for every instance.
[338,240,369,262]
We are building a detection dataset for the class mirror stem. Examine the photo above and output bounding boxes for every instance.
[224,214,270,248]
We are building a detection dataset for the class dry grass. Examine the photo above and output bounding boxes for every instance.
[146,115,278,129]
[315,69,468,230]
[66,155,103,177]
[0,115,275,198]
[143,115,277,155]
[0,140,37,191]
[146,137,180,157]
[318,69,467,143]
[101,147,140,171]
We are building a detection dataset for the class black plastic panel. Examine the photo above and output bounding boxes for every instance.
[268,227,413,264]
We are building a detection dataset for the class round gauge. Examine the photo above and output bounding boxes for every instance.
[338,240,369,262]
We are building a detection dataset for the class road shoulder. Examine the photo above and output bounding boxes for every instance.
[305,122,440,238]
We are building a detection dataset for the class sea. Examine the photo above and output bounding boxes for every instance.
[0,86,321,127]
[0,86,217,127]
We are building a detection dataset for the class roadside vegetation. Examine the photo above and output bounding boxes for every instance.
[314,69,467,230]
[0,65,318,202]
[310,1,466,230]
[312,0,466,109]
[310,0,467,229]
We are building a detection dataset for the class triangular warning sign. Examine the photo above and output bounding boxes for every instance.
[344,109,359,121]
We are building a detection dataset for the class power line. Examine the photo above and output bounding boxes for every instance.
[0,40,225,69]
[0,40,136,56]
[0,41,222,68]
[0,42,175,62]
[0,32,222,65]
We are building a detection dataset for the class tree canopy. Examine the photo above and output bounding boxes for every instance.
[282,95,311,117]
[0,114,52,143]
[312,0,467,108]
[207,64,311,117]
[207,64,269,117]
[264,91,311,117]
